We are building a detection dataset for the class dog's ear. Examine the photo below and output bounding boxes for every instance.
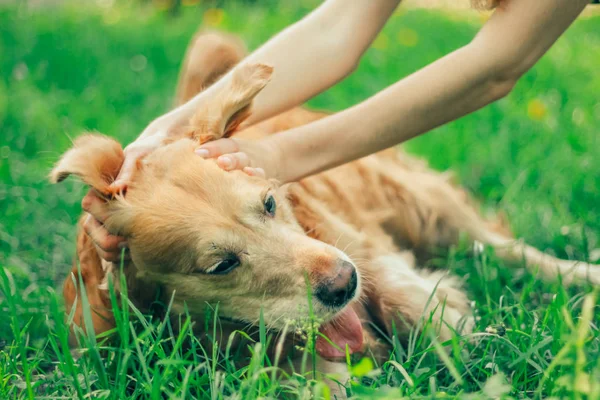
[187,63,273,144]
[50,134,124,196]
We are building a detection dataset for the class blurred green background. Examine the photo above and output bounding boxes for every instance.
[0,0,599,395]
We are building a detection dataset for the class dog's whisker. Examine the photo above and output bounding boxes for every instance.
[302,226,318,236]
[333,232,345,250]
[341,239,358,255]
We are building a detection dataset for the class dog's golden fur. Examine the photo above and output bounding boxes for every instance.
[52,29,598,385]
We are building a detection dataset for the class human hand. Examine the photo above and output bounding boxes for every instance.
[195,137,283,181]
[110,113,186,191]
[81,189,130,263]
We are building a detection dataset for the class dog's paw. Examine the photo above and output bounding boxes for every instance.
[421,270,471,316]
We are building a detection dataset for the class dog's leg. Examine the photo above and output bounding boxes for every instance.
[362,254,473,343]
[374,153,600,286]
[175,30,247,106]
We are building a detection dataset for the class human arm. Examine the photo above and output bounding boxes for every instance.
[80,190,130,262]
[113,0,400,187]
[201,0,589,182]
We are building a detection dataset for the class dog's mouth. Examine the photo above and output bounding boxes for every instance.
[316,306,363,360]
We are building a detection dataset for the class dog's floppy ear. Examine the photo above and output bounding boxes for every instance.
[50,134,124,196]
[187,63,273,144]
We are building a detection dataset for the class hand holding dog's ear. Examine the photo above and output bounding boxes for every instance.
[82,190,130,263]
[51,134,131,262]
[190,63,277,179]
[186,63,273,144]
[110,133,164,192]
[110,63,273,191]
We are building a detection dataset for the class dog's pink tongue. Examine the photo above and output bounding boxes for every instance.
[316,307,363,359]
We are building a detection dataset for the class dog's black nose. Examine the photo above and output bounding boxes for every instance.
[315,259,357,308]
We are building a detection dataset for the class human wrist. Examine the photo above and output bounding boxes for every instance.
[263,135,292,183]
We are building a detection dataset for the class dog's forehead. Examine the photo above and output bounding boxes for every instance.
[140,140,251,193]
[128,140,268,228]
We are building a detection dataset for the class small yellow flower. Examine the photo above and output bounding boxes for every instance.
[203,8,224,27]
[153,0,172,11]
[373,33,389,51]
[397,28,419,47]
[527,99,547,120]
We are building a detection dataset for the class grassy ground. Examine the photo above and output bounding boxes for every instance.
[1,1,600,398]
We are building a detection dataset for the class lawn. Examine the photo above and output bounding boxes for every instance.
[1,1,600,398]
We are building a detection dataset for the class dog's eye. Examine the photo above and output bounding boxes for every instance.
[209,255,241,275]
[264,195,276,217]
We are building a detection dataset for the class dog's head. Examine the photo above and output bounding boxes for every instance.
[52,64,363,358]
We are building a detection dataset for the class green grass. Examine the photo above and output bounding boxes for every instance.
[1,1,600,398]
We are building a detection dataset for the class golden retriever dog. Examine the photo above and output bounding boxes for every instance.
[51,30,599,388]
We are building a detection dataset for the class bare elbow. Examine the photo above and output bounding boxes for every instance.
[488,77,517,101]
[470,36,531,101]
[307,14,363,84]
[321,42,362,85]
[331,28,365,79]
[485,56,524,101]
[343,56,361,79]
[485,54,527,101]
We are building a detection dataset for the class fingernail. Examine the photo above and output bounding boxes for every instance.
[195,148,210,158]
[109,181,127,194]
[218,156,232,170]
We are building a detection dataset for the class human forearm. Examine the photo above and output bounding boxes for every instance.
[271,0,588,183]
[151,0,400,132]
[269,44,498,182]
[241,0,401,125]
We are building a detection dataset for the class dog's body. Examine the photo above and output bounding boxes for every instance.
[52,31,599,389]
